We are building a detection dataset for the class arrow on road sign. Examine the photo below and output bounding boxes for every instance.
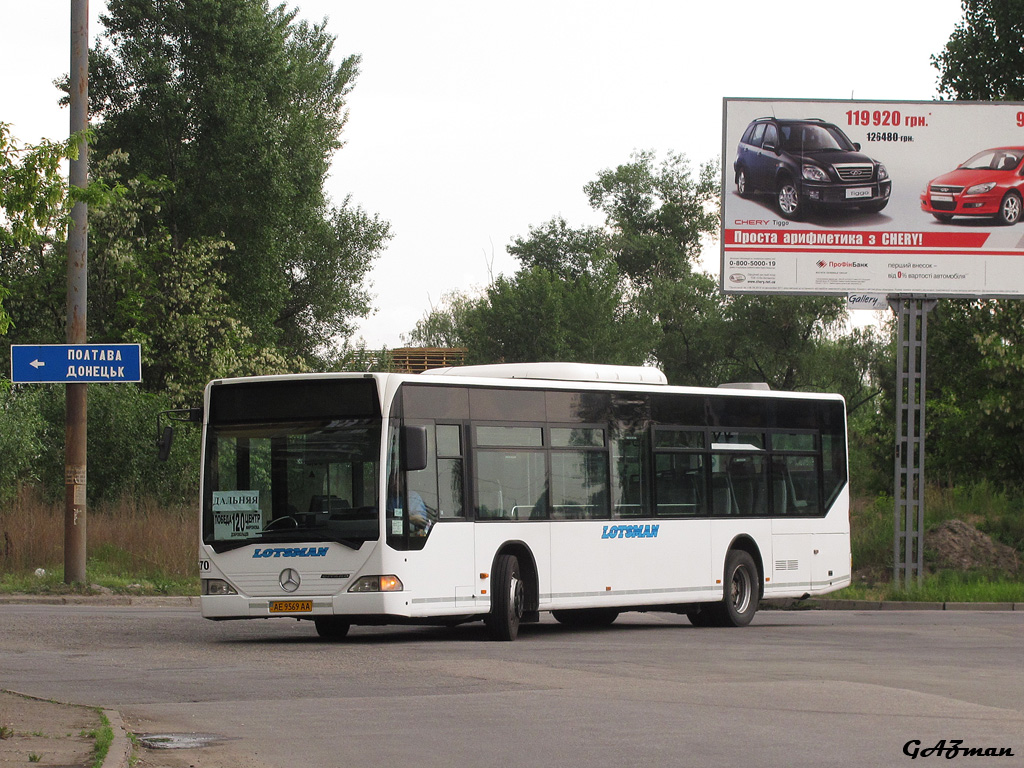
[30,359,45,369]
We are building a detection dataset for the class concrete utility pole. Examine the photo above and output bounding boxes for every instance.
[65,0,89,584]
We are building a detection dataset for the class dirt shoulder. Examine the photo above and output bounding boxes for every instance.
[0,690,102,768]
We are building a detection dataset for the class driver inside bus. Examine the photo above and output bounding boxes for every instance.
[387,470,431,535]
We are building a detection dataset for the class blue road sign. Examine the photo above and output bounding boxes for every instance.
[10,344,142,384]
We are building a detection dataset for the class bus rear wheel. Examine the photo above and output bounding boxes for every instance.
[692,550,760,627]
[486,554,524,641]
[720,549,759,627]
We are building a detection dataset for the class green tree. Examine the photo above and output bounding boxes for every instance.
[584,150,719,285]
[920,301,1024,485]
[461,264,655,366]
[926,0,1024,489]
[405,289,483,349]
[932,0,1024,100]
[507,216,609,279]
[86,153,305,402]
[0,124,80,336]
[87,0,390,362]
[0,382,200,505]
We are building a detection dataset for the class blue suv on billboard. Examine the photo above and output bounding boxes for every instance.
[734,117,891,220]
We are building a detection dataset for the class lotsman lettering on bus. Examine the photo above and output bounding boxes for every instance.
[252,547,329,558]
[601,524,660,539]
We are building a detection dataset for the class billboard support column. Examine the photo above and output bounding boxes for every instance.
[890,297,936,589]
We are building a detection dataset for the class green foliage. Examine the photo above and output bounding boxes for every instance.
[0,284,9,336]
[926,480,1024,552]
[0,383,199,506]
[405,289,483,349]
[85,153,303,402]
[508,216,610,279]
[849,493,897,577]
[0,123,78,249]
[922,5,1024,492]
[88,713,114,768]
[900,300,1024,489]
[642,272,728,386]
[0,124,82,335]
[845,483,1024,586]
[88,0,389,360]
[932,0,1024,100]
[584,150,719,284]
[0,384,49,499]
[462,264,656,365]
[835,573,1024,603]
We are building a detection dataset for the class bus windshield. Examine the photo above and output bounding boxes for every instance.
[202,418,381,552]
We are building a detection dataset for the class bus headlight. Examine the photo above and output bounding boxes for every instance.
[202,578,237,596]
[348,575,404,593]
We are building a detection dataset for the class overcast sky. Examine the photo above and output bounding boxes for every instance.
[1,0,964,348]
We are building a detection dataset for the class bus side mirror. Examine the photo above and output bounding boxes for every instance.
[401,426,428,472]
[157,425,175,462]
[156,407,203,462]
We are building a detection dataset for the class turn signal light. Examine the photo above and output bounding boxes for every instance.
[348,575,404,593]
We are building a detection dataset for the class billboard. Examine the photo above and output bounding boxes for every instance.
[721,98,1024,297]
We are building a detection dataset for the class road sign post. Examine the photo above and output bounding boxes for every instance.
[65,0,90,585]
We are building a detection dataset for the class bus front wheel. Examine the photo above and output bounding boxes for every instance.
[551,608,619,628]
[486,554,524,641]
[314,617,351,641]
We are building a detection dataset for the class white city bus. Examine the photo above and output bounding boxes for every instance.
[197,363,851,640]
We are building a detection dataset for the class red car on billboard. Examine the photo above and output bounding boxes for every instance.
[920,147,1024,225]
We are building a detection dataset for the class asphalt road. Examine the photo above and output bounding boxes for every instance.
[2,604,1022,768]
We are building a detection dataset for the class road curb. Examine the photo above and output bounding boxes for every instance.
[762,598,1021,611]
[0,595,199,607]
[102,708,131,768]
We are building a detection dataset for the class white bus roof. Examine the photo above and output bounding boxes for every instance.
[419,362,669,386]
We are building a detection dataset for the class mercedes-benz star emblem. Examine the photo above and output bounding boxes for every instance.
[279,568,301,592]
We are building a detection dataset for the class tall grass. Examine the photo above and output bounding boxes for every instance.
[849,493,895,582]
[842,481,1024,600]
[834,573,1024,603]
[849,482,1024,577]
[926,480,1024,552]
[0,485,197,593]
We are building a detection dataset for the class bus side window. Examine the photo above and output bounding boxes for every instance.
[775,454,819,515]
[727,455,766,517]
[549,427,608,520]
[611,431,647,519]
[769,432,822,516]
[655,453,705,516]
[653,428,707,517]
[473,426,546,520]
[436,424,464,518]
[405,423,438,524]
